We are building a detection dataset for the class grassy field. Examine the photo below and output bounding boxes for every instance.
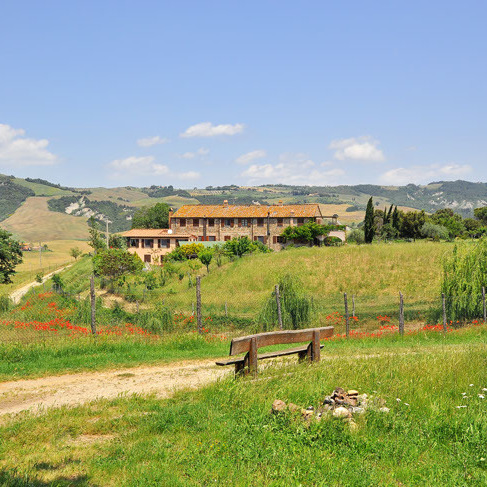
[0,325,486,485]
[1,240,91,295]
[1,197,90,241]
[154,241,454,325]
[12,178,72,197]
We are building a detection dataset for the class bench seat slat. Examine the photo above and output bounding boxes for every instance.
[229,327,333,355]
[215,344,324,366]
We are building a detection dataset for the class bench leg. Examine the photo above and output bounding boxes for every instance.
[235,360,246,377]
[249,337,258,377]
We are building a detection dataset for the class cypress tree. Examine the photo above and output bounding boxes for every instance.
[387,204,394,223]
[383,206,388,225]
[392,206,400,231]
[364,197,375,243]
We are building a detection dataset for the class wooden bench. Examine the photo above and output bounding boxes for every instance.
[215,326,334,377]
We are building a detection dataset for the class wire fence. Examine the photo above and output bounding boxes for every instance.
[2,274,487,346]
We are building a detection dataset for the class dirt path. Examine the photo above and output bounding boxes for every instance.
[0,359,229,417]
[9,264,72,304]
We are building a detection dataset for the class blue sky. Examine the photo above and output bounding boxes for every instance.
[1,1,486,188]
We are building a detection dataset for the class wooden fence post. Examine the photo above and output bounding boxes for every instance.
[275,284,283,330]
[399,292,404,336]
[344,293,349,338]
[225,301,228,317]
[196,276,202,334]
[483,287,486,322]
[442,293,447,333]
[90,275,96,335]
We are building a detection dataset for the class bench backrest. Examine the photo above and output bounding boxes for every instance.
[229,326,334,356]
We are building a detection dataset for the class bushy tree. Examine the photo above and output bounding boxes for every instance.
[93,248,144,280]
[442,238,487,320]
[400,210,426,239]
[260,274,313,330]
[364,197,375,243]
[108,234,127,249]
[88,216,105,252]
[429,208,465,239]
[0,229,22,284]
[420,222,450,241]
[70,247,82,260]
[224,236,270,257]
[132,203,170,229]
[198,249,213,272]
[347,229,365,244]
[281,221,326,244]
[474,207,487,225]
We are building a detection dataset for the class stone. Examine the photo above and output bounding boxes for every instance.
[379,407,390,413]
[357,394,367,406]
[322,396,334,405]
[346,397,358,407]
[332,407,351,419]
[350,407,365,415]
[272,400,287,413]
[288,403,300,413]
[301,409,314,420]
[348,420,359,432]
[347,390,359,396]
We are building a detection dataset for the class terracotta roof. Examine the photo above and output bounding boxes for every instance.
[172,204,322,219]
[122,229,196,238]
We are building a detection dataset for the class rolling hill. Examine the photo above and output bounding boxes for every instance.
[1,174,487,242]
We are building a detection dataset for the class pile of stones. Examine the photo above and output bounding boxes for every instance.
[272,387,389,431]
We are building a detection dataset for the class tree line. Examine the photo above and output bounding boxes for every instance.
[357,197,487,243]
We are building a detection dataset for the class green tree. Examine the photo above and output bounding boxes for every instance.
[392,206,400,231]
[108,234,127,249]
[88,216,105,253]
[474,207,487,225]
[429,208,465,239]
[70,247,82,260]
[0,229,22,284]
[281,221,327,244]
[420,222,449,241]
[364,197,375,243]
[132,203,170,229]
[198,249,213,273]
[400,210,426,239]
[93,249,144,280]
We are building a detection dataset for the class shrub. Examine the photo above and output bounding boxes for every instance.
[441,238,487,320]
[260,274,313,330]
[347,229,365,244]
[421,222,450,241]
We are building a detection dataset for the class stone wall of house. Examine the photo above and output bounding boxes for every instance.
[126,237,190,265]
[170,217,315,251]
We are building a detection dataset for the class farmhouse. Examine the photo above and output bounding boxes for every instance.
[170,201,341,251]
[122,228,197,265]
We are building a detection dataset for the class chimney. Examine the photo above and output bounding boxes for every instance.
[278,200,283,206]
[223,199,228,208]
[168,208,174,228]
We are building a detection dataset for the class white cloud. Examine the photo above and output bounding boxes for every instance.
[109,156,170,176]
[380,163,472,185]
[137,136,169,147]
[180,122,244,138]
[0,123,57,166]
[329,136,385,162]
[236,150,266,165]
[241,152,345,185]
[180,147,210,159]
[108,155,201,181]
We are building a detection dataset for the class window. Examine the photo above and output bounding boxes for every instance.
[240,218,248,227]
[257,236,265,243]
[179,218,186,227]
[224,235,231,241]
[208,218,215,227]
[129,238,139,248]
[224,218,232,227]
[198,236,203,241]
[208,236,216,241]
[144,255,151,263]
[193,218,199,227]
[257,218,264,227]
[297,217,304,226]
[159,239,170,249]
[277,218,283,227]
[276,236,285,243]
[143,239,153,248]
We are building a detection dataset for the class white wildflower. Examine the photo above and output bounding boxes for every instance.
[456,405,467,408]
[469,384,474,387]
[478,394,485,399]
